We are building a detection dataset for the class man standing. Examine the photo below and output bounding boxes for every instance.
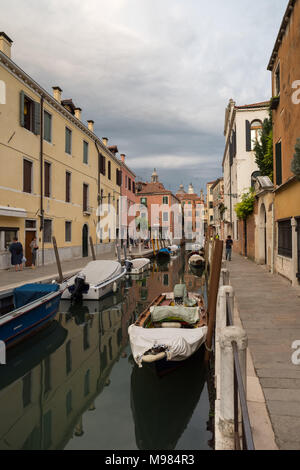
[30,236,39,269]
[225,235,233,261]
[9,237,23,271]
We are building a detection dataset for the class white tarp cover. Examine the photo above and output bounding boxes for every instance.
[150,306,200,324]
[67,260,122,287]
[128,324,208,367]
[131,258,150,270]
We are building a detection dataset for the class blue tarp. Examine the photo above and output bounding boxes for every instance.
[13,283,59,309]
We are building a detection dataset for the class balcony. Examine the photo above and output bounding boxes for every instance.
[83,206,92,216]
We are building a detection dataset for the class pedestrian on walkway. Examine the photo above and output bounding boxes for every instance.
[9,237,23,271]
[30,236,39,269]
[225,235,233,261]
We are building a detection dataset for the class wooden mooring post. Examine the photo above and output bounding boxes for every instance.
[89,236,96,261]
[52,236,63,283]
[205,239,224,362]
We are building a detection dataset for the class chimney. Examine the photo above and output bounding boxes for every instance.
[120,154,125,163]
[0,32,13,59]
[102,137,108,146]
[87,120,94,132]
[52,86,62,103]
[74,107,82,120]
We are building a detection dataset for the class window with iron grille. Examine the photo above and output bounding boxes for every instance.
[65,127,72,154]
[278,219,292,258]
[83,141,88,164]
[65,221,72,242]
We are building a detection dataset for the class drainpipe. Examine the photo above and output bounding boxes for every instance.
[95,141,101,245]
[40,96,44,266]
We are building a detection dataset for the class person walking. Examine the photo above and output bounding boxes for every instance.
[9,237,23,271]
[30,236,39,269]
[225,235,233,261]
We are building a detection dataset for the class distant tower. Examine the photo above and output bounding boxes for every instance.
[200,189,204,201]
[151,168,159,183]
[177,184,186,194]
[188,183,195,194]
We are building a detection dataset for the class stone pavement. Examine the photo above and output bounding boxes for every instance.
[227,253,300,450]
[0,245,154,293]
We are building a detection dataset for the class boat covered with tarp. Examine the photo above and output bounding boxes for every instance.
[128,284,207,368]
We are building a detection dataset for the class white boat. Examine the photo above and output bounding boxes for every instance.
[128,284,207,369]
[188,254,205,268]
[125,258,151,275]
[62,260,126,301]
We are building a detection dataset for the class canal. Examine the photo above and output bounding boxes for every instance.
[0,248,214,450]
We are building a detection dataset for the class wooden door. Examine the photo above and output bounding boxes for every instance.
[25,231,35,267]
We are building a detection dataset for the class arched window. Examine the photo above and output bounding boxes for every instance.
[251,120,262,149]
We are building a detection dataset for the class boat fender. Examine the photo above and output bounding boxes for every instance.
[113,281,118,293]
[161,322,181,328]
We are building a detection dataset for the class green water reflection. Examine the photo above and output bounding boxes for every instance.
[0,249,213,450]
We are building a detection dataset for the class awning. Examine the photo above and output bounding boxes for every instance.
[0,206,27,218]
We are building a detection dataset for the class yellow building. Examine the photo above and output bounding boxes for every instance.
[0,32,122,269]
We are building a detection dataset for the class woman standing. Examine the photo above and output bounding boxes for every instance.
[9,237,23,271]
[30,236,39,269]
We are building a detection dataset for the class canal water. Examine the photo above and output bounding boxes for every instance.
[0,249,214,450]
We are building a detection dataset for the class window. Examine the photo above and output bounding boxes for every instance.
[83,324,90,350]
[210,215,213,222]
[65,127,72,154]
[251,120,262,149]
[275,141,282,186]
[1,228,18,250]
[116,169,122,186]
[23,159,33,193]
[20,91,40,134]
[65,221,71,242]
[100,154,106,175]
[44,356,51,395]
[108,160,111,180]
[209,202,213,209]
[43,410,52,449]
[163,212,169,222]
[66,171,71,202]
[163,196,169,204]
[44,110,52,143]
[141,197,147,207]
[44,161,51,197]
[83,184,89,212]
[43,219,52,243]
[128,178,131,191]
[275,63,280,95]
[163,274,169,286]
[125,175,128,188]
[132,181,135,193]
[278,219,292,258]
[83,141,88,164]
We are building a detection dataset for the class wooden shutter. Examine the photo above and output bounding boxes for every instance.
[275,142,282,186]
[66,172,71,202]
[44,162,51,197]
[20,91,25,127]
[132,181,135,193]
[245,120,251,151]
[23,160,32,193]
[100,155,106,175]
[33,101,41,135]
[108,161,111,180]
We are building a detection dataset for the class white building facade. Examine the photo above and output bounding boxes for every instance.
[222,99,269,240]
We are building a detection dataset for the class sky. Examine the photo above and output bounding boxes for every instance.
[2,0,287,195]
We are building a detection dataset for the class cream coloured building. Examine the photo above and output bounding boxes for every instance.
[0,32,122,269]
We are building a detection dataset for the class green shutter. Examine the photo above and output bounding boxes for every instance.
[33,101,40,135]
[20,91,25,127]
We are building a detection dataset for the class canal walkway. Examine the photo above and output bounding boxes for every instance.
[227,253,300,450]
[0,245,154,293]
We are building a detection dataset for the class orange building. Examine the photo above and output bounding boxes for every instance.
[267,0,300,286]
[136,169,181,242]
[176,184,205,242]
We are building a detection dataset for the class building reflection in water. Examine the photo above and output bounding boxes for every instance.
[0,250,212,450]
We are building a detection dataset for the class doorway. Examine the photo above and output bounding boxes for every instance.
[82,224,89,257]
[25,231,35,267]
[258,204,267,265]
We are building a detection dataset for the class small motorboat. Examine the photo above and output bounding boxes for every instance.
[61,260,126,301]
[0,283,64,349]
[128,284,207,369]
[125,258,151,275]
[188,254,205,269]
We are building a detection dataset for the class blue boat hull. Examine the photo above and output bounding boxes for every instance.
[0,293,62,348]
